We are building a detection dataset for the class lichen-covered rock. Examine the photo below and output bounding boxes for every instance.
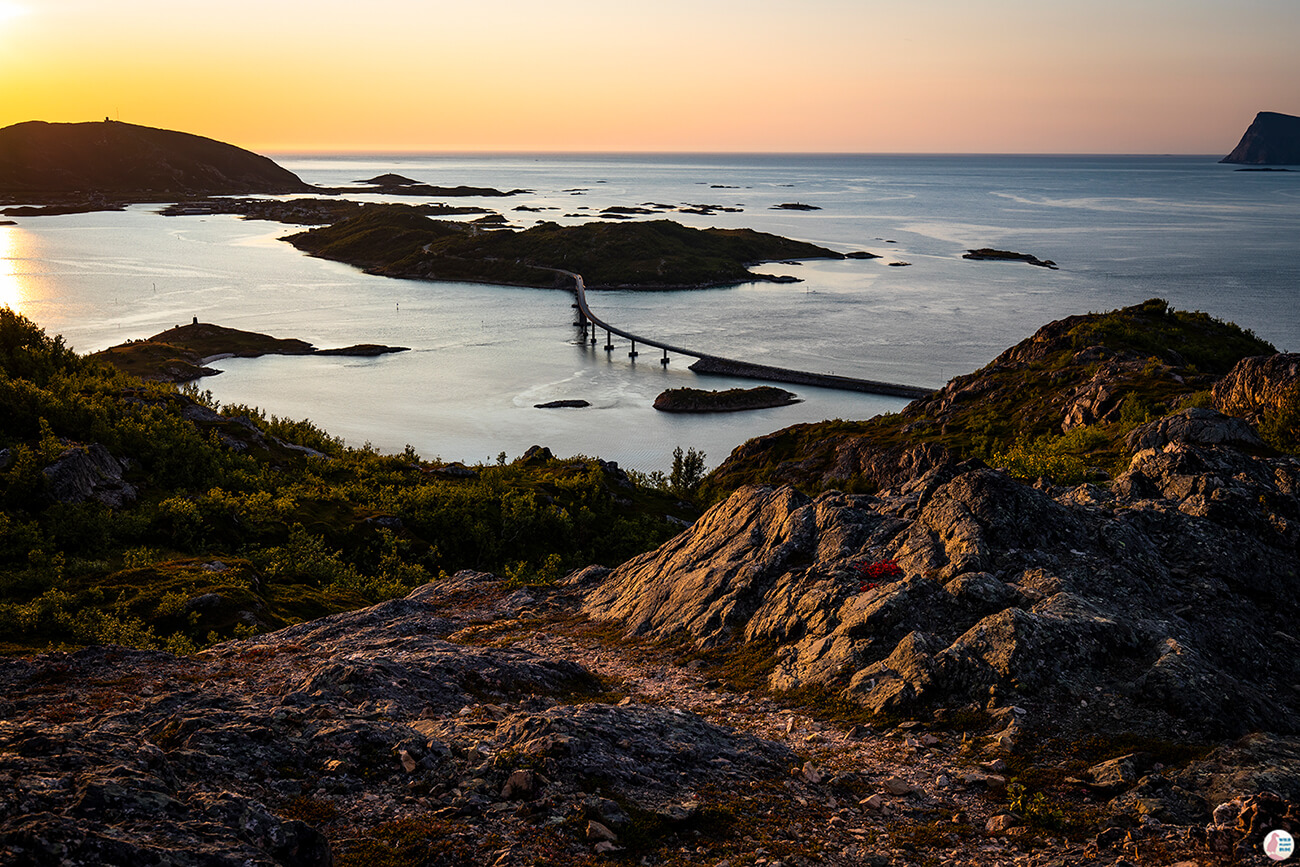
[1213,352,1300,427]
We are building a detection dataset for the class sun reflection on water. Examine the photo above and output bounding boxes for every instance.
[0,227,26,315]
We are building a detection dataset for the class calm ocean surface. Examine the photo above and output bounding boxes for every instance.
[2,154,1297,472]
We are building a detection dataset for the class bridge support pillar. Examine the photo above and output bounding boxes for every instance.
[628,340,638,359]
[604,330,614,352]
[661,349,669,365]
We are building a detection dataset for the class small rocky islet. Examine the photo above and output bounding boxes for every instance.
[92,321,409,383]
[652,385,800,413]
[963,248,1059,269]
[2,299,1298,865]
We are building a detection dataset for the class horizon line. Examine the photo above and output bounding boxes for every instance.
[264,149,1229,159]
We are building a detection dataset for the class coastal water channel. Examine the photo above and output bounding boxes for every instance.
[2,154,1297,472]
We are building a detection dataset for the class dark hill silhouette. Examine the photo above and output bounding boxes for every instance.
[1221,110,1300,165]
[0,120,311,194]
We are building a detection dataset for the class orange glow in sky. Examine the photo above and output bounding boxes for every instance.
[2,0,1298,153]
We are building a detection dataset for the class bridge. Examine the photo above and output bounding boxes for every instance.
[561,270,932,400]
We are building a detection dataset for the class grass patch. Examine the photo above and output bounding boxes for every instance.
[333,816,482,867]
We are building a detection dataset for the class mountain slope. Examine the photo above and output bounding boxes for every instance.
[0,120,311,194]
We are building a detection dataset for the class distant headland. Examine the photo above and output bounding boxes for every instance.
[1221,111,1300,165]
[0,120,311,196]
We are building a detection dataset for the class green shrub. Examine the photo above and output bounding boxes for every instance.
[1006,780,1068,830]
[1259,385,1300,454]
[990,444,1088,485]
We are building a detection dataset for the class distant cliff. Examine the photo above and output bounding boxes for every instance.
[1220,111,1300,165]
[0,120,311,194]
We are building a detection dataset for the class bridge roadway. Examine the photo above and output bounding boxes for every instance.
[560,270,932,401]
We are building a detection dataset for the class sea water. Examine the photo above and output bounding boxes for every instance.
[2,154,1296,472]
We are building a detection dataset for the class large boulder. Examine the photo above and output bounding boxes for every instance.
[1213,353,1300,425]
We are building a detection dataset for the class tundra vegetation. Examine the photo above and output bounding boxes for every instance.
[0,308,691,655]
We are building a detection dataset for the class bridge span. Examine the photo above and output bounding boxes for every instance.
[561,270,931,401]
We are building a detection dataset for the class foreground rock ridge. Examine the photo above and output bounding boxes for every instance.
[3,302,1299,866]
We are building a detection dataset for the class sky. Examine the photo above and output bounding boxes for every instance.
[1,0,1297,153]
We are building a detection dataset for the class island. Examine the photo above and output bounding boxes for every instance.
[93,321,409,382]
[1220,110,1300,165]
[0,120,889,293]
[160,197,492,224]
[285,209,853,289]
[652,385,800,412]
[314,174,526,198]
[963,247,1059,269]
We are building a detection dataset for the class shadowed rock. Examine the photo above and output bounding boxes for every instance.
[1221,111,1300,165]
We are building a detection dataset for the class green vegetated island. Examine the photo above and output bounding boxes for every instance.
[93,321,409,383]
[284,209,847,289]
[2,299,1300,864]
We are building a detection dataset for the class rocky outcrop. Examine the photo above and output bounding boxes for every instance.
[41,443,136,507]
[1213,352,1300,424]
[1221,111,1300,165]
[705,300,1278,495]
[1124,407,1265,452]
[584,416,1300,739]
[0,120,311,195]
